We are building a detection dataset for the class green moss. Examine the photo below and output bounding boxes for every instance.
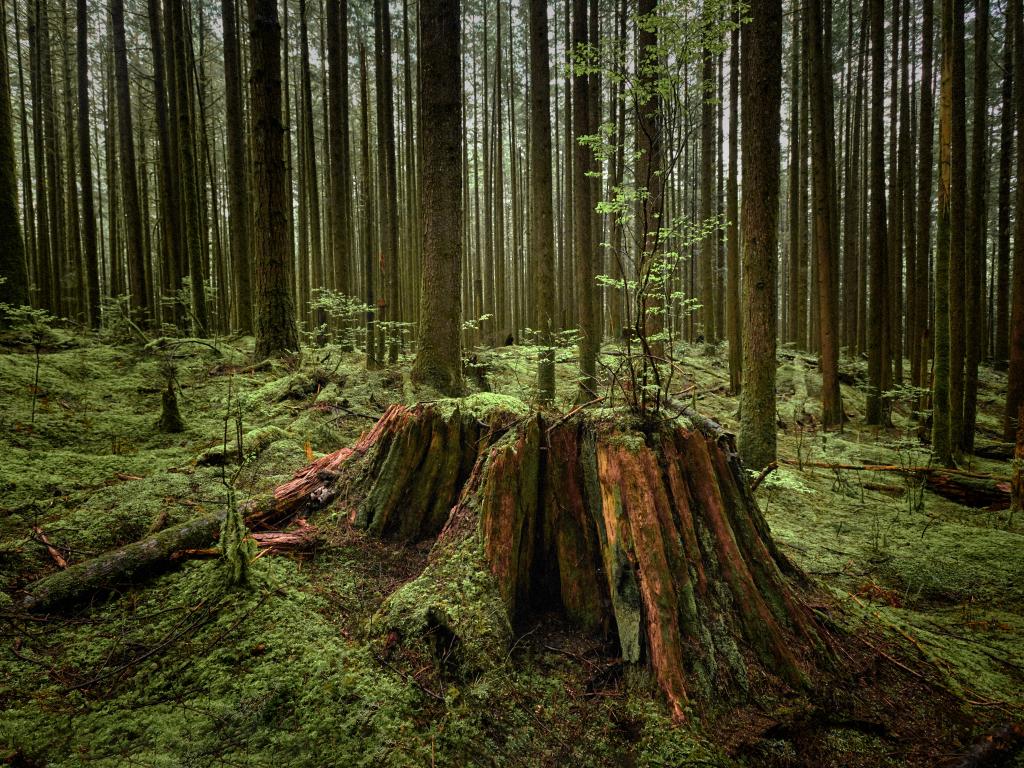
[196,425,292,466]
[436,392,532,421]
[374,533,513,678]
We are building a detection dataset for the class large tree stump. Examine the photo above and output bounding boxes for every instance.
[336,397,825,719]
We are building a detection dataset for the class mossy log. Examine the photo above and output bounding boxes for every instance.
[22,450,353,612]
[338,401,824,719]
[23,513,225,611]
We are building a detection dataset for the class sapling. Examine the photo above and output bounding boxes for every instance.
[0,304,58,427]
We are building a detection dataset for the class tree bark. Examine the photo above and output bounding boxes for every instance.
[806,0,842,429]
[111,0,149,325]
[411,0,464,395]
[529,0,556,404]
[249,0,299,359]
[962,0,989,454]
[1008,0,1024,441]
[223,0,253,333]
[739,0,783,470]
[0,0,29,313]
[726,18,741,395]
[866,0,890,426]
[573,0,596,399]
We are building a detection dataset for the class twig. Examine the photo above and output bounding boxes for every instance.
[545,396,607,434]
[32,526,68,569]
[750,461,779,493]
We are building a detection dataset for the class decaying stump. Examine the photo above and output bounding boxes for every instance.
[23,396,826,718]
[335,398,824,719]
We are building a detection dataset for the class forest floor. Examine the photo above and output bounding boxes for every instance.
[0,325,1021,767]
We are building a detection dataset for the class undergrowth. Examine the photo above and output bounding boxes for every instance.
[0,331,1020,766]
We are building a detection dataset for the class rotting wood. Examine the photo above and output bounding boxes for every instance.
[780,458,1011,509]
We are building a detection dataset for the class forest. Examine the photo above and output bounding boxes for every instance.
[0,0,1022,763]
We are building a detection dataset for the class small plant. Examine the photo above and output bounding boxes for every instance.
[0,303,59,427]
[220,377,255,587]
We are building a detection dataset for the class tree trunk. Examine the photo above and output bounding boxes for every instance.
[573,0,596,399]
[995,5,1014,372]
[223,0,253,333]
[726,18,741,395]
[0,0,29,313]
[962,0,989,454]
[740,0,783,470]
[529,0,556,404]
[700,42,716,343]
[806,0,842,429]
[111,0,149,325]
[947,0,967,451]
[326,0,352,297]
[76,0,99,329]
[411,0,464,395]
[373,0,400,363]
[866,0,889,426]
[914,0,935,399]
[1006,0,1024,442]
[934,0,959,465]
[249,0,299,359]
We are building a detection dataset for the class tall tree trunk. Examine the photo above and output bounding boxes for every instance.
[529,0,556,404]
[995,5,1015,371]
[843,10,866,355]
[806,0,842,429]
[1007,0,1024,441]
[223,0,253,333]
[726,18,741,395]
[299,0,324,331]
[326,0,352,297]
[28,0,52,311]
[359,41,378,368]
[0,0,29,312]
[914,0,935,396]
[374,0,400,362]
[147,0,183,327]
[946,0,967,451]
[787,4,801,347]
[573,0,596,398]
[933,0,959,464]
[249,0,299,358]
[411,0,463,395]
[76,0,99,328]
[866,0,889,426]
[962,0,989,454]
[111,0,149,324]
[739,0,783,470]
[170,0,208,335]
[700,36,716,343]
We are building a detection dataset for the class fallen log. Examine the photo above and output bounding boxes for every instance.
[779,459,1011,509]
[23,449,354,612]
[23,513,225,612]
[973,442,1015,461]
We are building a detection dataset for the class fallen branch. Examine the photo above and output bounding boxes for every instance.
[750,461,779,493]
[32,526,67,569]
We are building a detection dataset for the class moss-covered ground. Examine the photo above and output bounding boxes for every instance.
[1,331,1020,766]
